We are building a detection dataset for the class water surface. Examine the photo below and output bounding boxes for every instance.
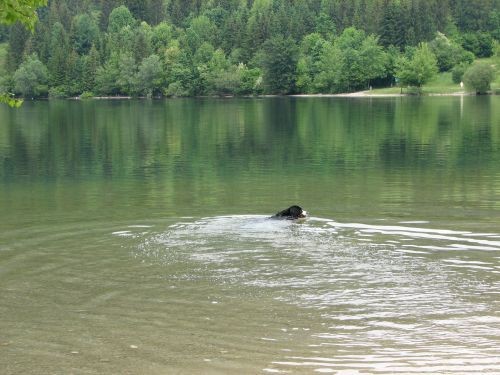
[1,97,499,374]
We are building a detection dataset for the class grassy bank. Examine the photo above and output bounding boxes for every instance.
[371,58,499,96]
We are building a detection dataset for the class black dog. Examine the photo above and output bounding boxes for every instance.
[273,205,307,220]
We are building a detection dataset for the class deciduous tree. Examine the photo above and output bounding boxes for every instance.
[260,35,298,94]
[0,0,47,30]
[13,53,48,97]
[396,42,438,89]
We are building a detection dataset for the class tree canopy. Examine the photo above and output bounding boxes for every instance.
[0,0,498,98]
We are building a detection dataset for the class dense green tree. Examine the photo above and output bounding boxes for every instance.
[396,42,438,89]
[461,32,494,58]
[488,9,500,39]
[116,52,137,94]
[97,0,120,31]
[314,42,340,92]
[151,21,173,54]
[82,44,100,92]
[167,0,202,26]
[163,40,197,96]
[145,0,167,26]
[186,15,218,52]
[65,49,84,95]
[260,35,298,94]
[315,12,336,40]
[28,20,50,64]
[335,27,387,91]
[411,0,438,43]
[70,13,100,55]
[429,32,474,72]
[95,51,137,95]
[106,24,134,57]
[200,48,231,94]
[108,5,136,33]
[220,3,248,53]
[245,0,272,57]
[47,21,69,87]
[123,0,148,22]
[452,0,497,32]
[296,33,327,93]
[5,22,30,73]
[133,22,152,63]
[289,0,316,40]
[268,0,290,37]
[135,54,163,96]
[56,1,72,31]
[193,42,215,67]
[378,0,405,49]
[13,53,48,97]
[463,62,495,94]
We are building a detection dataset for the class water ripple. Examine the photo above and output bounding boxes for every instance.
[133,215,500,373]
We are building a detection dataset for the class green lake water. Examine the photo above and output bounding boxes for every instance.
[1,97,499,374]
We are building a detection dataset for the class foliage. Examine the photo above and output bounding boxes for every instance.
[396,43,438,89]
[13,53,48,97]
[135,54,163,96]
[313,27,387,93]
[461,32,494,58]
[0,93,23,107]
[429,32,474,72]
[79,91,94,99]
[333,27,387,92]
[463,62,495,94]
[48,22,69,87]
[260,35,298,94]
[452,63,470,84]
[0,0,47,31]
[1,0,499,98]
[108,5,135,33]
[70,13,99,55]
[296,33,327,93]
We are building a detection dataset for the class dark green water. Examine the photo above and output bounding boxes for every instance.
[1,97,499,374]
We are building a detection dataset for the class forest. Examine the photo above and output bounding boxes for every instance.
[0,0,499,98]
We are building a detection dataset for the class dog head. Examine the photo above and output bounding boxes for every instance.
[275,205,307,219]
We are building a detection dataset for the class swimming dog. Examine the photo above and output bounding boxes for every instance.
[273,205,307,220]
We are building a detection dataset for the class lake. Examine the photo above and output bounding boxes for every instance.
[1,97,499,374]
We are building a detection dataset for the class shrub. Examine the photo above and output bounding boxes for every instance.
[80,91,94,99]
[48,86,68,98]
[164,82,190,97]
[451,63,470,84]
[463,63,495,94]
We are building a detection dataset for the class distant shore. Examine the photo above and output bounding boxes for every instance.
[291,90,478,98]
[63,90,494,101]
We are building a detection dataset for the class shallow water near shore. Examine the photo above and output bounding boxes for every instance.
[1,97,500,374]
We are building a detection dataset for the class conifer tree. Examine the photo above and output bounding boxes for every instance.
[82,44,100,92]
[48,22,69,87]
[6,22,30,73]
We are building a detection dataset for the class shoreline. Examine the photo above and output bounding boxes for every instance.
[38,91,496,101]
[291,90,477,98]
